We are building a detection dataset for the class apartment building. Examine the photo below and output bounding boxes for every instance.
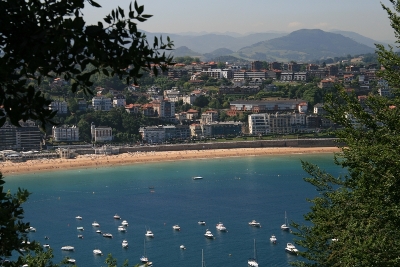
[52,125,79,142]
[0,120,42,150]
[91,123,112,142]
[49,101,68,114]
[92,96,112,111]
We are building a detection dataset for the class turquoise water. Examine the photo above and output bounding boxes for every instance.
[4,154,343,267]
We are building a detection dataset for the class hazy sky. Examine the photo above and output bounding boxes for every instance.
[83,0,396,41]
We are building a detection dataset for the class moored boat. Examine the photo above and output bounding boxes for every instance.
[248,220,261,227]
[113,214,121,220]
[193,176,203,180]
[121,220,128,226]
[172,225,181,231]
[122,240,128,248]
[118,226,127,232]
[204,229,214,239]
[216,222,227,231]
[198,220,206,225]
[77,226,84,231]
[248,239,259,267]
[61,246,74,251]
[285,243,299,255]
[92,221,100,227]
[93,249,103,255]
[270,234,277,243]
[75,216,82,220]
[102,233,113,238]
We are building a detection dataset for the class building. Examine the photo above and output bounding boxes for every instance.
[233,70,267,80]
[201,110,219,124]
[248,113,306,135]
[92,96,112,111]
[113,94,126,108]
[52,125,79,142]
[0,120,42,151]
[164,89,182,102]
[251,61,263,71]
[228,99,307,116]
[139,126,166,144]
[125,103,141,114]
[78,99,87,111]
[201,68,233,79]
[91,123,112,142]
[152,99,175,119]
[218,86,260,95]
[280,72,308,81]
[49,101,68,114]
[248,113,270,135]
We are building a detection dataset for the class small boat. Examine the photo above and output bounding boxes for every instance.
[122,240,128,248]
[26,226,36,232]
[285,243,299,255]
[92,221,100,227]
[44,236,49,240]
[270,235,277,243]
[78,235,83,239]
[43,244,50,248]
[216,222,227,231]
[204,229,214,239]
[172,225,181,231]
[180,245,186,250]
[61,246,74,251]
[113,214,121,220]
[67,259,76,264]
[76,227,84,231]
[248,220,261,227]
[121,220,129,226]
[102,233,113,238]
[248,239,259,267]
[75,216,82,220]
[118,226,127,232]
[198,221,206,225]
[193,176,203,180]
[93,249,103,255]
[281,211,290,231]
[96,230,101,234]
[67,258,76,264]
[140,239,151,264]
[145,229,154,237]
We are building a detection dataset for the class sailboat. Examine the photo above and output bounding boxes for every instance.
[201,249,206,267]
[281,211,290,231]
[140,239,152,266]
[248,239,259,267]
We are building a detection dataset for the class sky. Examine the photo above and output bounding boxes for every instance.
[82,0,396,42]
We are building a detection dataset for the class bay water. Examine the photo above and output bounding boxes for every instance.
[4,153,343,267]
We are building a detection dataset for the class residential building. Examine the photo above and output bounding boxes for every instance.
[152,99,175,119]
[113,94,126,108]
[78,99,87,111]
[248,113,270,135]
[125,103,141,114]
[182,94,198,105]
[201,110,219,124]
[92,96,112,111]
[52,125,79,142]
[218,86,260,95]
[139,126,166,144]
[201,68,233,79]
[49,101,68,114]
[233,70,267,80]
[280,72,308,81]
[251,61,263,71]
[313,103,325,114]
[318,79,334,89]
[227,99,307,116]
[91,123,112,142]
[164,89,182,102]
[0,120,42,150]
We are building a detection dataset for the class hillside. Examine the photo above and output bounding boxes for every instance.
[236,29,375,62]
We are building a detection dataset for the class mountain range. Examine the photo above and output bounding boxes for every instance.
[142,29,389,62]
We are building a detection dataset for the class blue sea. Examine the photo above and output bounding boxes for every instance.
[4,154,343,267]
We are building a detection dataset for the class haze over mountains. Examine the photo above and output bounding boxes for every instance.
[143,29,389,62]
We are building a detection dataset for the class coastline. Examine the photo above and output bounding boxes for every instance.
[0,147,341,176]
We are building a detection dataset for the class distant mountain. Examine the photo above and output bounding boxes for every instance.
[330,30,386,48]
[142,31,286,53]
[169,46,202,57]
[203,48,234,60]
[236,29,375,62]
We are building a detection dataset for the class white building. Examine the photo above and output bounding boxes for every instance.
[113,94,126,108]
[49,101,68,114]
[248,114,270,135]
[182,94,197,105]
[92,96,112,111]
[139,126,165,144]
[201,110,219,124]
[91,123,112,142]
[52,125,79,142]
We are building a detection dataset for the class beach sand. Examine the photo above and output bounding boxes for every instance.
[0,147,341,176]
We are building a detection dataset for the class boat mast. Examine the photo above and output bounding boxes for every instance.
[254,239,257,260]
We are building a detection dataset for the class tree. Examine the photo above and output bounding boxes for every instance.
[0,0,174,129]
[291,2,400,266]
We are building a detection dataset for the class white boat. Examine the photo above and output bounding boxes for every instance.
[102,233,113,238]
[67,258,76,264]
[43,244,50,248]
[204,229,214,239]
[270,235,277,243]
[113,214,121,220]
[248,220,261,227]
[75,216,82,220]
[281,211,290,231]
[93,249,103,255]
[96,230,101,234]
[180,245,186,249]
[118,226,127,232]
[145,229,154,237]
[285,243,299,255]
[26,226,36,232]
[78,234,83,239]
[193,176,203,180]
[198,220,206,225]
[216,222,227,231]
[76,226,84,231]
[248,239,259,267]
[61,246,74,251]
[122,240,128,248]
[92,221,100,227]
[172,225,181,231]
[140,239,150,264]
[121,220,129,226]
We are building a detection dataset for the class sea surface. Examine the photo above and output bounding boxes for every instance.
[4,153,344,267]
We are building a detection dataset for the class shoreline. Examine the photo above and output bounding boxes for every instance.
[0,147,341,176]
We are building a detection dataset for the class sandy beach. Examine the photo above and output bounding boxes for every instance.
[0,147,341,176]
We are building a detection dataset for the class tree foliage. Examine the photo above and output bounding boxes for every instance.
[0,0,174,129]
[291,1,400,266]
